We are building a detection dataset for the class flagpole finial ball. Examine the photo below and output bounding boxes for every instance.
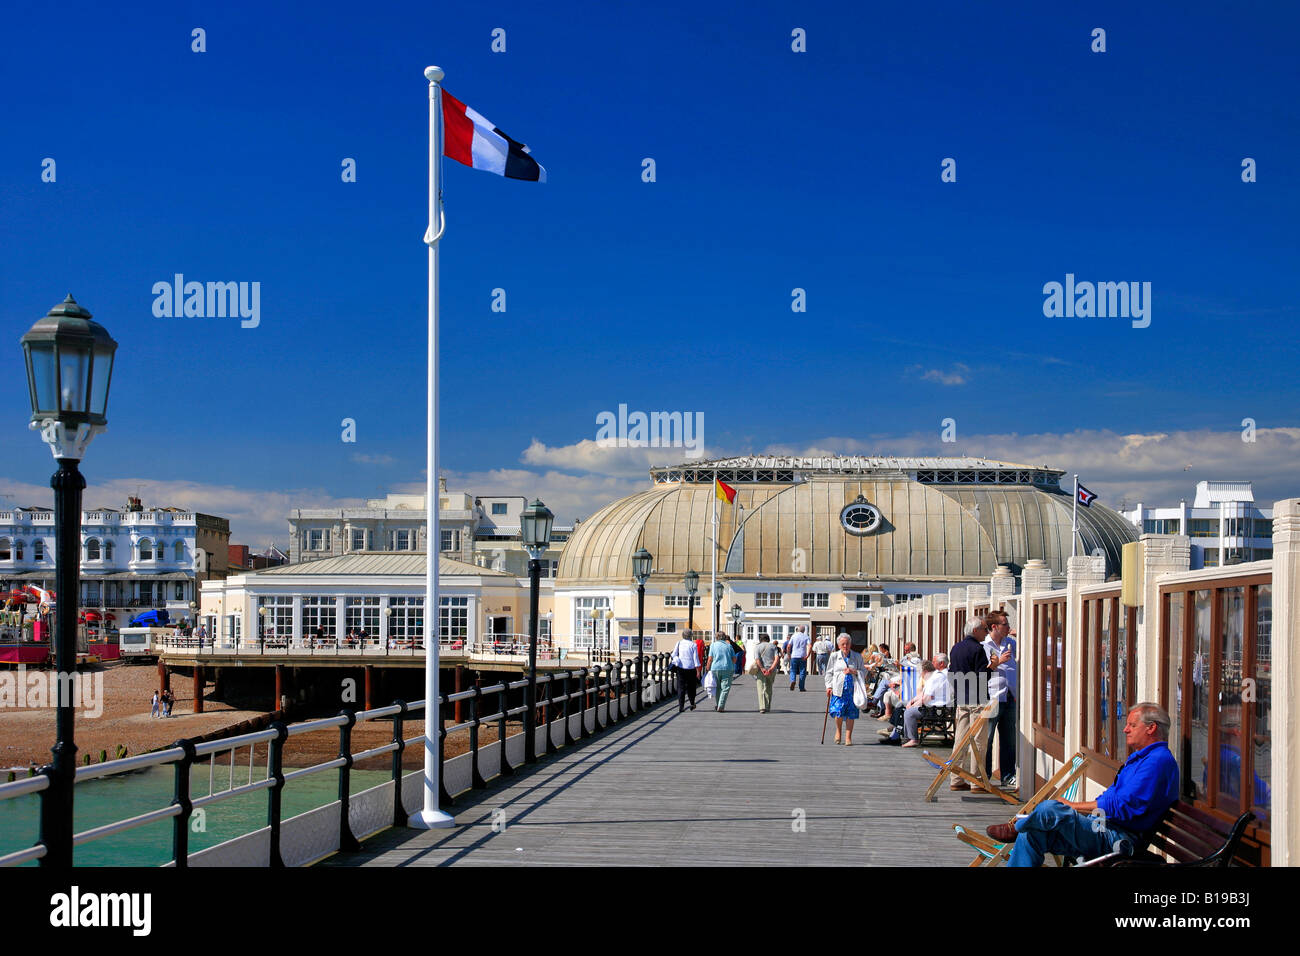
[425,66,444,83]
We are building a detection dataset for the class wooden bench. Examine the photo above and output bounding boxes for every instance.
[1078,803,1256,867]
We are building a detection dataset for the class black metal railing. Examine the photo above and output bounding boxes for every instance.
[0,652,676,868]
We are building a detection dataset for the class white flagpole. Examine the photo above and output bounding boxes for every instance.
[711,467,718,637]
[1071,474,1079,559]
[411,65,454,829]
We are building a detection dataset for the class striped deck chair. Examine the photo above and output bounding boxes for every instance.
[920,700,1020,804]
[952,753,1091,866]
[900,662,921,703]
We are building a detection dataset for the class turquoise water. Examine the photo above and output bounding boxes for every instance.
[0,765,393,866]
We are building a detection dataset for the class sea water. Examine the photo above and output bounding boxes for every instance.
[0,765,392,866]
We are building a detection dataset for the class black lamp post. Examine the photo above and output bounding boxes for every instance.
[632,547,652,711]
[520,498,553,764]
[684,569,698,633]
[21,294,117,868]
[731,603,743,644]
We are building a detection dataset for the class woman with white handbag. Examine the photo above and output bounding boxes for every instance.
[823,633,869,745]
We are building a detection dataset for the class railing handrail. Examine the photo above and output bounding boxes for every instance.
[0,652,676,868]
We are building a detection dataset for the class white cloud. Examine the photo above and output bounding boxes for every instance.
[350,453,396,466]
[8,425,1294,553]
[520,438,699,478]
[916,363,971,386]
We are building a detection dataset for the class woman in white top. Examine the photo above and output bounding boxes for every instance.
[823,634,868,745]
[671,633,702,712]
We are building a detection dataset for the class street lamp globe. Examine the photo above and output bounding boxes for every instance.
[520,498,554,559]
[21,295,117,460]
[631,547,653,587]
[684,569,698,596]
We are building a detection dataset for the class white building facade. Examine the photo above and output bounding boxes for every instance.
[1122,480,1273,569]
[0,500,229,620]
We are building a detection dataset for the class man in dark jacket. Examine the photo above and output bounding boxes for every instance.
[947,618,998,791]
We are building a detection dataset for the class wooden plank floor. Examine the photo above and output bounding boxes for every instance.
[320,675,1020,867]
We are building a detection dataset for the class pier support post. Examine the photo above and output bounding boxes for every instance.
[193,663,205,714]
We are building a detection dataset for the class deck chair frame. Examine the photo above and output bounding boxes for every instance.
[952,752,1091,866]
[920,700,1019,804]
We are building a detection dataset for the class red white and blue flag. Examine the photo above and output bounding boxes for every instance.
[1076,483,1097,508]
[442,91,546,182]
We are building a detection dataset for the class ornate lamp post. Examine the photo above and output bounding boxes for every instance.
[731,603,744,644]
[632,547,653,710]
[684,569,698,634]
[520,498,553,763]
[189,600,198,645]
[21,294,117,868]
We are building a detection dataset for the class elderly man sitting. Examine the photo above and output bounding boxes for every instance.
[987,703,1180,867]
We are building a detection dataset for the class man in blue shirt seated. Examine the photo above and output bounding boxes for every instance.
[987,702,1180,867]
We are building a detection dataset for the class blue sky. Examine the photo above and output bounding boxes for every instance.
[3,0,1298,544]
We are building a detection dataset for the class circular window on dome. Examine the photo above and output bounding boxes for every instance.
[840,496,883,536]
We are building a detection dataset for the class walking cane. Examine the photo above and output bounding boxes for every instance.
[820,693,830,745]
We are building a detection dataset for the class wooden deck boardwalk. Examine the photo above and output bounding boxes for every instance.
[320,674,1021,867]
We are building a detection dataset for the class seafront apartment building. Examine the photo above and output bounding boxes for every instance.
[1121,481,1273,569]
[0,496,231,616]
[287,478,570,577]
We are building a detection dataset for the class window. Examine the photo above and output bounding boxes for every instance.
[491,502,508,515]
[86,538,101,560]
[13,540,23,561]
[138,538,154,561]
[1187,519,1218,538]
[1081,590,1137,777]
[1033,596,1067,761]
[1224,517,1252,539]
[33,540,44,561]
[539,618,552,641]
[656,621,677,634]
[855,594,872,611]
[754,592,782,608]
[394,529,411,550]
[350,529,366,551]
[103,541,112,561]
[302,596,337,638]
[439,596,468,639]
[663,595,701,607]
[573,596,610,649]
[175,583,184,600]
[174,541,185,562]
[139,581,155,605]
[84,581,100,603]
[388,597,424,643]
[0,539,10,561]
[802,592,829,608]
[154,542,164,561]
[308,529,324,550]
[1144,518,1181,535]
[346,596,379,635]
[1254,519,1273,539]
[259,596,293,641]
[1202,549,1220,568]
[440,529,459,552]
[1161,577,1272,853]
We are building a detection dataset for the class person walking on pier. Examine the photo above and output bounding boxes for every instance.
[824,634,867,745]
[753,633,779,713]
[150,690,160,719]
[708,633,736,712]
[672,632,702,712]
[812,632,832,675]
[787,624,811,692]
